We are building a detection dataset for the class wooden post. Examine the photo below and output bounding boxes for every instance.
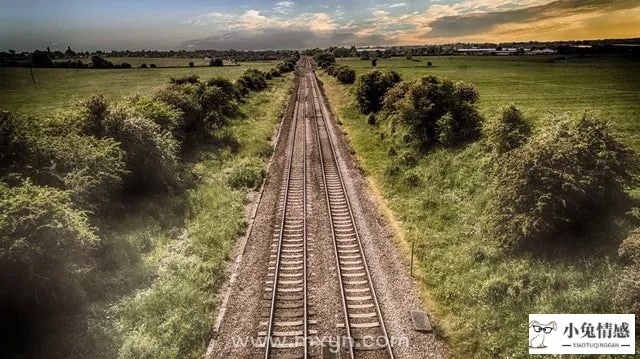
[410,241,414,277]
[29,67,36,83]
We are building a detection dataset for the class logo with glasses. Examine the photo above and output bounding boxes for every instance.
[529,320,557,349]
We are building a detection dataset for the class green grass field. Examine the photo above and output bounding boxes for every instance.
[0,60,276,114]
[339,55,640,149]
[319,55,640,358]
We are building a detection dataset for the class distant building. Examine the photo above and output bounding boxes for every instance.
[456,47,519,55]
[528,48,557,55]
[456,47,556,55]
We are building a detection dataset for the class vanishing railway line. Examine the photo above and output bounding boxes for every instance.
[261,66,311,359]
[260,57,393,358]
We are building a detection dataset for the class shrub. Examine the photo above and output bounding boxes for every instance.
[198,84,237,126]
[225,158,266,189]
[619,229,640,264]
[206,77,240,101]
[79,96,181,192]
[154,84,202,135]
[427,61,433,67]
[120,62,132,69]
[91,56,113,69]
[169,75,200,85]
[140,64,147,68]
[101,106,181,192]
[487,114,639,249]
[313,52,335,68]
[150,64,156,68]
[276,59,296,73]
[155,80,238,137]
[0,181,99,312]
[383,76,482,148]
[121,94,182,133]
[335,66,356,84]
[209,58,223,67]
[2,110,126,211]
[28,132,127,210]
[268,68,281,78]
[188,62,195,68]
[235,69,268,95]
[615,264,640,315]
[484,105,531,154]
[371,58,378,67]
[355,70,402,114]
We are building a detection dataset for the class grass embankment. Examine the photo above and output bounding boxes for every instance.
[318,55,640,358]
[0,61,276,114]
[40,75,292,358]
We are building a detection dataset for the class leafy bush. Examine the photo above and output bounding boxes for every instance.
[355,70,402,114]
[276,58,296,73]
[383,76,482,148]
[154,84,202,135]
[0,181,99,312]
[615,264,640,315]
[155,79,238,137]
[209,58,223,67]
[313,52,335,68]
[28,132,127,210]
[188,62,194,68]
[235,69,268,96]
[120,63,132,69]
[140,63,147,69]
[326,65,355,85]
[169,75,200,85]
[121,94,182,133]
[2,111,126,211]
[619,228,640,264]
[225,158,266,190]
[268,68,281,78]
[484,105,531,154]
[91,56,114,69]
[101,106,181,192]
[487,114,639,249]
[335,67,355,84]
[206,77,240,101]
[79,96,181,192]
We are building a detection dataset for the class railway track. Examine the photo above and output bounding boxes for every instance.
[260,57,393,358]
[261,68,311,358]
[306,62,394,358]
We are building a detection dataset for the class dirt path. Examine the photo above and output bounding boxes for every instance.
[207,58,449,359]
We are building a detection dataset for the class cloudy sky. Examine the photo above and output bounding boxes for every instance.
[1,0,639,51]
